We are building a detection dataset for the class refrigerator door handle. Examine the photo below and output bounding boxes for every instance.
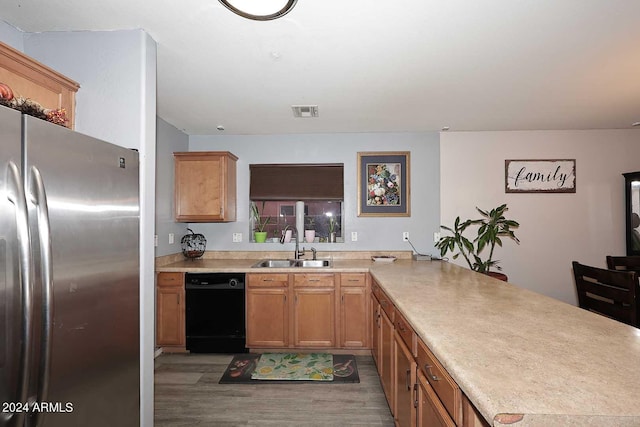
[5,160,33,427]
[29,166,54,427]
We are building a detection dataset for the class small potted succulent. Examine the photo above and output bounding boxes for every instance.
[435,204,520,280]
[250,201,271,243]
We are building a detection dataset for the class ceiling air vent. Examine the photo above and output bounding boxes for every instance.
[291,105,319,118]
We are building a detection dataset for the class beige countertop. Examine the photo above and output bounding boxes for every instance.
[156,254,640,426]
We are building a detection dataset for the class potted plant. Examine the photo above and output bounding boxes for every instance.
[435,204,520,281]
[328,216,339,243]
[281,224,293,243]
[250,201,271,243]
[304,216,316,243]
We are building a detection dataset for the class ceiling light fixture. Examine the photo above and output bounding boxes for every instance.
[218,0,298,21]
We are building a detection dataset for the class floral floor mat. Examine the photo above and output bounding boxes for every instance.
[252,353,333,381]
[219,353,359,384]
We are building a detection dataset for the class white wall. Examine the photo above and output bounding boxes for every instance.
[21,30,157,427]
[156,117,189,256]
[440,130,640,305]
[189,132,441,255]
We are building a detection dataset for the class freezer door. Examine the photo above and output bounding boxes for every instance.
[23,115,140,427]
[0,106,32,427]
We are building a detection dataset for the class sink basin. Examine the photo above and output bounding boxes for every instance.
[252,259,296,268]
[251,259,331,268]
[294,259,331,268]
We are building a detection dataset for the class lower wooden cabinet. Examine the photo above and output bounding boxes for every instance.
[394,330,416,427]
[371,292,381,367]
[379,292,395,411]
[339,273,369,348]
[246,272,370,350]
[416,369,456,427]
[156,272,186,350]
[293,287,335,347]
[246,273,289,347]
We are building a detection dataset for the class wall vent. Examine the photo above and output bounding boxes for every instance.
[291,105,319,118]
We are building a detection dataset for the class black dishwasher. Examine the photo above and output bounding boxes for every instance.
[185,272,247,353]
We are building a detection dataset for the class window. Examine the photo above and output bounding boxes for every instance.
[249,164,344,243]
[250,200,343,243]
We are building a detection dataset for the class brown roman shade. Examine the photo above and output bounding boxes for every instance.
[250,164,344,200]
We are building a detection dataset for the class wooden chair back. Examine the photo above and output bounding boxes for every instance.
[572,261,639,327]
[606,255,640,273]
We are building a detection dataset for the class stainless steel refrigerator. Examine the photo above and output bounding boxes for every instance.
[0,105,140,427]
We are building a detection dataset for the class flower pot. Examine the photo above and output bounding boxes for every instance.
[329,232,337,243]
[304,230,315,243]
[254,231,268,243]
[485,271,508,281]
[282,229,292,243]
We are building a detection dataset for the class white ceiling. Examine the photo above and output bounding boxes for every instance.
[2,0,639,135]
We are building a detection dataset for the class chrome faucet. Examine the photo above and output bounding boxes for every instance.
[280,226,305,259]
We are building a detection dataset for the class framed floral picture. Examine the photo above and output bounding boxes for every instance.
[357,151,410,217]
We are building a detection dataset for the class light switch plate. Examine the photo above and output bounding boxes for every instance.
[232,233,242,243]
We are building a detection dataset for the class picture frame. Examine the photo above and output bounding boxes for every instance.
[505,159,576,193]
[357,151,410,217]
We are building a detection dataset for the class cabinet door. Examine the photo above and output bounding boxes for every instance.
[293,288,335,347]
[394,331,416,427]
[156,284,185,347]
[246,288,288,347]
[371,293,381,368]
[340,286,368,348]
[380,305,395,412]
[417,370,456,427]
[174,151,237,222]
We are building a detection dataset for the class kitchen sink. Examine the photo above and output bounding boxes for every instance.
[295,259,331,268]
[252,259,331,268]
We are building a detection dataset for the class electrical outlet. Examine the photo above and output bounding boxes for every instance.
[154,235,158,247]
[403,232,409,242]
[232,232,242,243]
[434,232,441,243]
[168,233,174,244]
[351,231,358,242]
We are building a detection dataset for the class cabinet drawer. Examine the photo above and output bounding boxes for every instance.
[394,310,415,355]
[294,273,334,287]
[416,339,462,425]
[372,280,383,300]
[341,273,366,287]
[248,273,289,287]
[157,272,184,287]
[373,285,394,321]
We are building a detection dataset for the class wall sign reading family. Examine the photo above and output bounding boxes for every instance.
[357,151,410,216]
[505,159,576,193]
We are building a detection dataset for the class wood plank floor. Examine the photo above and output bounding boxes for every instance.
[154,353,395,426]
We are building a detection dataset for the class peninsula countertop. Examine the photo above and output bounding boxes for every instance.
[156,255,640,426]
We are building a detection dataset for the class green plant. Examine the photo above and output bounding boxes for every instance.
[250,201,271,232]
[328,216,338,233]
[305,216,315,230]
[435,204,520,273]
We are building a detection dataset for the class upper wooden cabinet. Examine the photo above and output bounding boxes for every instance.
[174,151,238,222]
[0,41,79,128]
